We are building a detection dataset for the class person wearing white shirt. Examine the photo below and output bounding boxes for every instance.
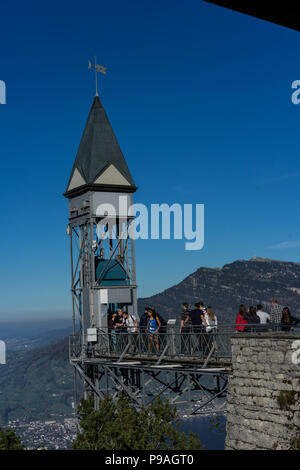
[124,312,138,333]
[204,306,218,357]
[204,308,218,332]
[123,311,138,353]
[256,304,270,324]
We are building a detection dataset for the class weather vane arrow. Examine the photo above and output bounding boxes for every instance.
[89,56,107,96]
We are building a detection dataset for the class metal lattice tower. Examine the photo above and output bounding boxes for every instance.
[64,95,138,400]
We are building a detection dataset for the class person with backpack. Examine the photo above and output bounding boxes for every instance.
[256,304,270,327]
[151,308,167,349]
[146,307,161,353]
[151,308,167,331]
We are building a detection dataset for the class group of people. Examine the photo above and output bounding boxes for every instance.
[235,298,299,332]
[108,308,139,351]
[108,306,166,353]
[107,302,218,355]
[106,298,299,356]
[178,302,218,356]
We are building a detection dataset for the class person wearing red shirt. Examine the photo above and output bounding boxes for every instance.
[235,304,248,332]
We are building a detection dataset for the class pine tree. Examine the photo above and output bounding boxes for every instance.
[72,394,203,450]
[0,427,24,450]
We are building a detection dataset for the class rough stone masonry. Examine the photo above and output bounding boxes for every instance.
[225,333,300,450]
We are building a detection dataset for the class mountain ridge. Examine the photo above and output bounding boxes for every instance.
[138,258,300,322]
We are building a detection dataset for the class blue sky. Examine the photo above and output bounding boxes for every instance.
[1,1,300,320]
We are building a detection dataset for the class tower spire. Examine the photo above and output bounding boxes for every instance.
[64,95,137,197]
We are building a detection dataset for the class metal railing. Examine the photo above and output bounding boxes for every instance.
[69,323,298,362]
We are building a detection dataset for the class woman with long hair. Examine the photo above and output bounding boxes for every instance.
[204,306,218,356]
[245,306,260,331]
[281,307,299,332]
[204,307,218,332]
[235,304,248,332]
[146,307,161,353]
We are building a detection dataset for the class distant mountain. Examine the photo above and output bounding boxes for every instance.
[138,258,300,323]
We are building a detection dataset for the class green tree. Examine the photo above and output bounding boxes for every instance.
[73,394,203,450]
[0,427,24,450]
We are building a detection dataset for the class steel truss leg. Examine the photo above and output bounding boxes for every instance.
[72,362,105,400]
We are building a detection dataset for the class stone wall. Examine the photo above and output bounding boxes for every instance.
[225,333,300,450]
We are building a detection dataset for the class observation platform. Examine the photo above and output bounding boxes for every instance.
[68,325,298,415]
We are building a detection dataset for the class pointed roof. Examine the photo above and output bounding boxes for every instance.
[64,95,137,197]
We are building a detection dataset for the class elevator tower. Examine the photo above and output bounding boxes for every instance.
[64,94,138,351]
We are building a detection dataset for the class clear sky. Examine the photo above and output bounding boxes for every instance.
[1,1,300,320]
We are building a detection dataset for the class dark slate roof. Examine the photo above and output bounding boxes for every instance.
[65,95,136,197]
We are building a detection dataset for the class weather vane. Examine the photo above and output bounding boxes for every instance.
[88,56,107,96]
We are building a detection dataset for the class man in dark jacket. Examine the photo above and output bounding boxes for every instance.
[188,302,206,356]
[139,309,148,332]
[189,302,206,327]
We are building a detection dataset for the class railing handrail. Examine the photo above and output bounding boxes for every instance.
[69,322,299,335]
[69,323,299,363]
